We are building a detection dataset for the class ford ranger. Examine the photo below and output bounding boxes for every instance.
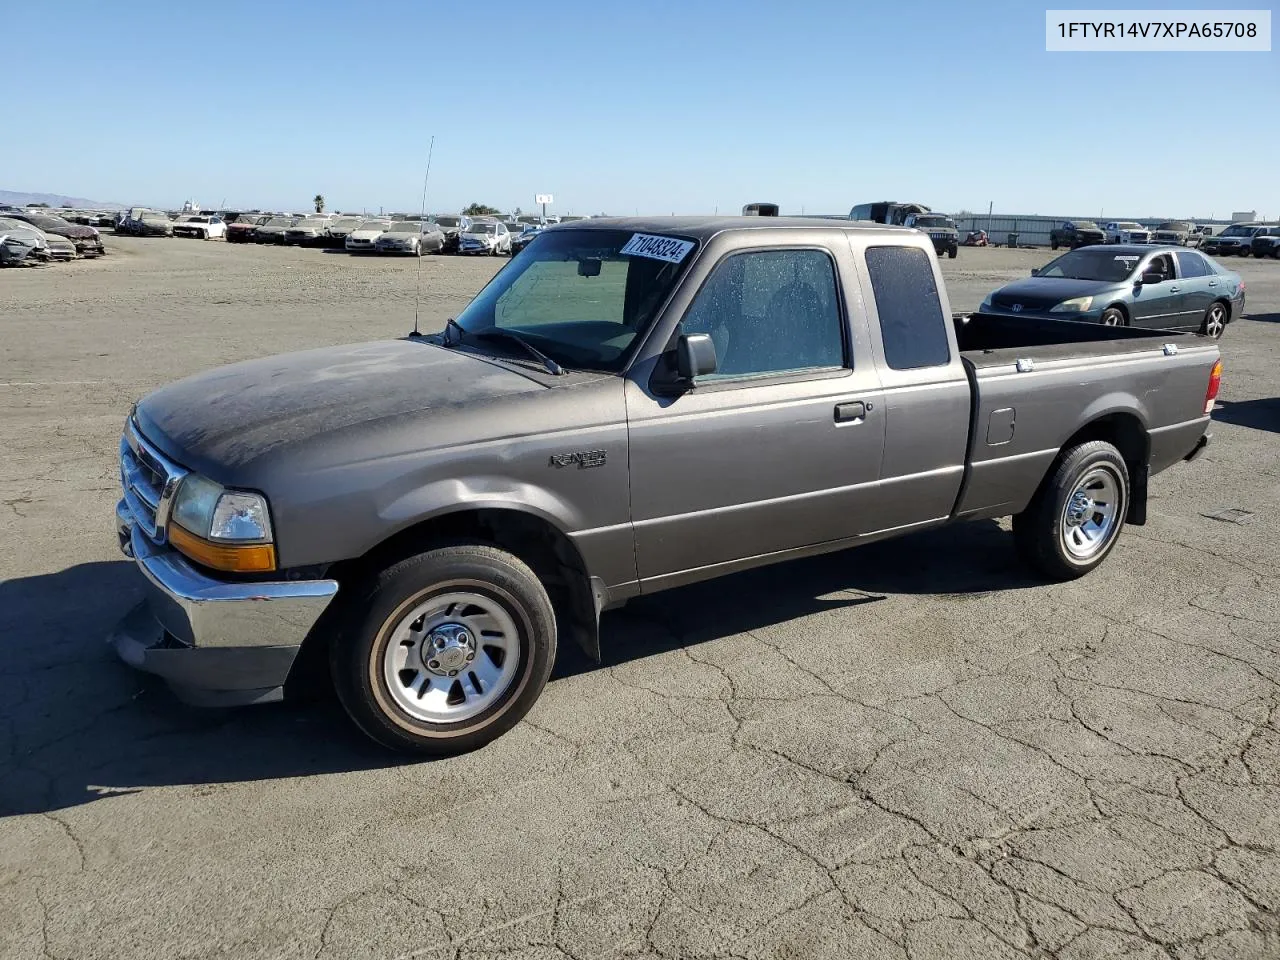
[110,217,1222,754]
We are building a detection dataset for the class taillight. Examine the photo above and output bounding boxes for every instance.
[1204,359,1223,414]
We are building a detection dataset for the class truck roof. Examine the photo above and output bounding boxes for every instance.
[544,215,916,242]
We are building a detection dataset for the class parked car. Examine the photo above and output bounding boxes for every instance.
[432,215,472,253]
[903,212,958,258]
[964,229,989,247]
[1050,221,1107,250]
[1151,221,1197,246]
[120,207,174,237]
[324,215,365,247]
[458,220,511,255]
[1250,230,1280,259]
[510,224,542,255]
[1201,222,1274,257]
[225,214,269,242]
[110,217,1222,754]
[172,215,227,240]
[253,216,297,244]
[10,212,106,256]
[980,245,1243,339]
[1104,221,1152,245]
[284,216,332,246]
[0,220,54,264]
[344,218,392,252]
[374,221,446,256]
[0,217,74,260]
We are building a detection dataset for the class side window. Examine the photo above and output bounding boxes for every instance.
[863,245,951,370]
[680,249,845,379]
[1176,251,1208,278]
[1148,253,1175,280]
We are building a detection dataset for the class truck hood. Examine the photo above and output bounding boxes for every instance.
[134,339,546,477]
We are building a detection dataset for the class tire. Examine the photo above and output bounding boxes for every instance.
[1201,301,1228,339]
[1012,441,1130,580]
[947,247,957,259]
[331,543,557,755]
[1100,307,1126,327]
[1051,239,1059,250]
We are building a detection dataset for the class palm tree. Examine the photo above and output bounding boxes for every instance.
[313,194,325,213]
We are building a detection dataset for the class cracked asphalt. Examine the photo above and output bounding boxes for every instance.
[2,237,1278,960]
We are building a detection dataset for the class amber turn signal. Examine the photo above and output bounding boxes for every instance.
[169,523,277,573]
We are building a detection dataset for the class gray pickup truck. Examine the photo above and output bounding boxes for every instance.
[112,217,1222,754]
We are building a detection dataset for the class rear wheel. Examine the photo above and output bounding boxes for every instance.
[331,543,556,755]
[1100,307,1126,327]
[1201,301,1227,339]
[1051,239,1059,250]
[1013,441,1129,580]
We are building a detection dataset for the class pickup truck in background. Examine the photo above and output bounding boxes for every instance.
[1103,221,1152,245]
[111,217,1222,754]
[1050,221,1107,250]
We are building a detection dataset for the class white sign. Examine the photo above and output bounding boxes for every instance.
[620,233,695,264]
[535,194,553,205]
[1046,9,1270,51]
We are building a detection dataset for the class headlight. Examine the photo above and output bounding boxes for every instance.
[1051,296,1094,313]
[170,475,276,572]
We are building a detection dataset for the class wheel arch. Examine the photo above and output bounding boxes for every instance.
[290,505,602,698]
[1055,409,1150,525]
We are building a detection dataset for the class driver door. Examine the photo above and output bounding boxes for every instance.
[1129,252,1180,328]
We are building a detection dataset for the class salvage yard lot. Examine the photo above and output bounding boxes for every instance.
[2,237,1279,960]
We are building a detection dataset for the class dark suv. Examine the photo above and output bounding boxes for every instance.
[1050,221,1106,250]
[903,213,958,258]
[1249,227,1280,259]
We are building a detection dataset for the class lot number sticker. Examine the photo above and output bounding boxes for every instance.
[621,233,695,264]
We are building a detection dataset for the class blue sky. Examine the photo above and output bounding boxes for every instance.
[3,1,1275,218]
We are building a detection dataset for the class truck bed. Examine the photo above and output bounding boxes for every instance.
[953,311,1204,369]
[948,312,1219,524]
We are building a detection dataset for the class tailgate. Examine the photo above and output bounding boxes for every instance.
[953,338,1219,520]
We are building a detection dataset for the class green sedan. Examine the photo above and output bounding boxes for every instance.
[980,244,1245,339]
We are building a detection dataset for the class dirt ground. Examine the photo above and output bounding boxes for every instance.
[2,235,1278,959]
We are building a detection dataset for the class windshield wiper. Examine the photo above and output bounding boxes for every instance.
[470,328,565,376]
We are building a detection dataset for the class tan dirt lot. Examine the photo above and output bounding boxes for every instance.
[1,235,1279,959]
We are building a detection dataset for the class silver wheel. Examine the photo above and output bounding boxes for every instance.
[381,590,521,724]
[1060,466,1122,560]
[1202,303,1226,339]
[1100,308,1124,327]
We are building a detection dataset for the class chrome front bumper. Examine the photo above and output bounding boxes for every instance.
[112,497,339,706]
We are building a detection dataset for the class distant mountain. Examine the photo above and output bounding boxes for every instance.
[0,189,126,211]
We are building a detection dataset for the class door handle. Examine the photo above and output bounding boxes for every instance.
[835,401,868,423]
[1169,285,1180,292]
[1208,280,1218,287]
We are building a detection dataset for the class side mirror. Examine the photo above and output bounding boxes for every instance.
[1030,268,1040,276]
[676,333,718,379]
[1140,270,1163,285]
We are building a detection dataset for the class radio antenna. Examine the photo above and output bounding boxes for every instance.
[412,135,436,337]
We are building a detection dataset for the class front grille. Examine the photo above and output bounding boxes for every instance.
[120,419,187,543]
[992,293,1058,312]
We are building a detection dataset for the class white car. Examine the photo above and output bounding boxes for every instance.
[0,217,73,260]
[458,220,511,256]
[172,215,227,240]
[344,219,392,252]
[1104,221,1153,245]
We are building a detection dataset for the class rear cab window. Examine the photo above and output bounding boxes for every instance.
[863,245,951,369]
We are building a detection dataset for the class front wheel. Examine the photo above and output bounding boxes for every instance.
[1013,441,1130,580]
[1100,307,1126,327]
[1201,302,1227,339]
[947,247,957,259]
[331,543,557,755]
[1051,240,1059,250]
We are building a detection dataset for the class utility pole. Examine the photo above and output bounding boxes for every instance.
[986,200,993,235]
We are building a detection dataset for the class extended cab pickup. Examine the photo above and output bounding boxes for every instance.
[111,217,1222,754]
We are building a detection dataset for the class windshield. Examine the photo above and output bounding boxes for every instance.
[332,217,362,229]
[1036,249,1141,282]
[356,220,389,230]
[387,222,420,233]
[1072,221,1100,230]
[264,217,292,227]
[1116,222,1143,230]
[1220,225,1258,237]
[294,218,325,228]
[913,216,952,228]
[453,228,697,373]
[434,216,459,228]
[1158,222,1191,231]
[466,223,497,234]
